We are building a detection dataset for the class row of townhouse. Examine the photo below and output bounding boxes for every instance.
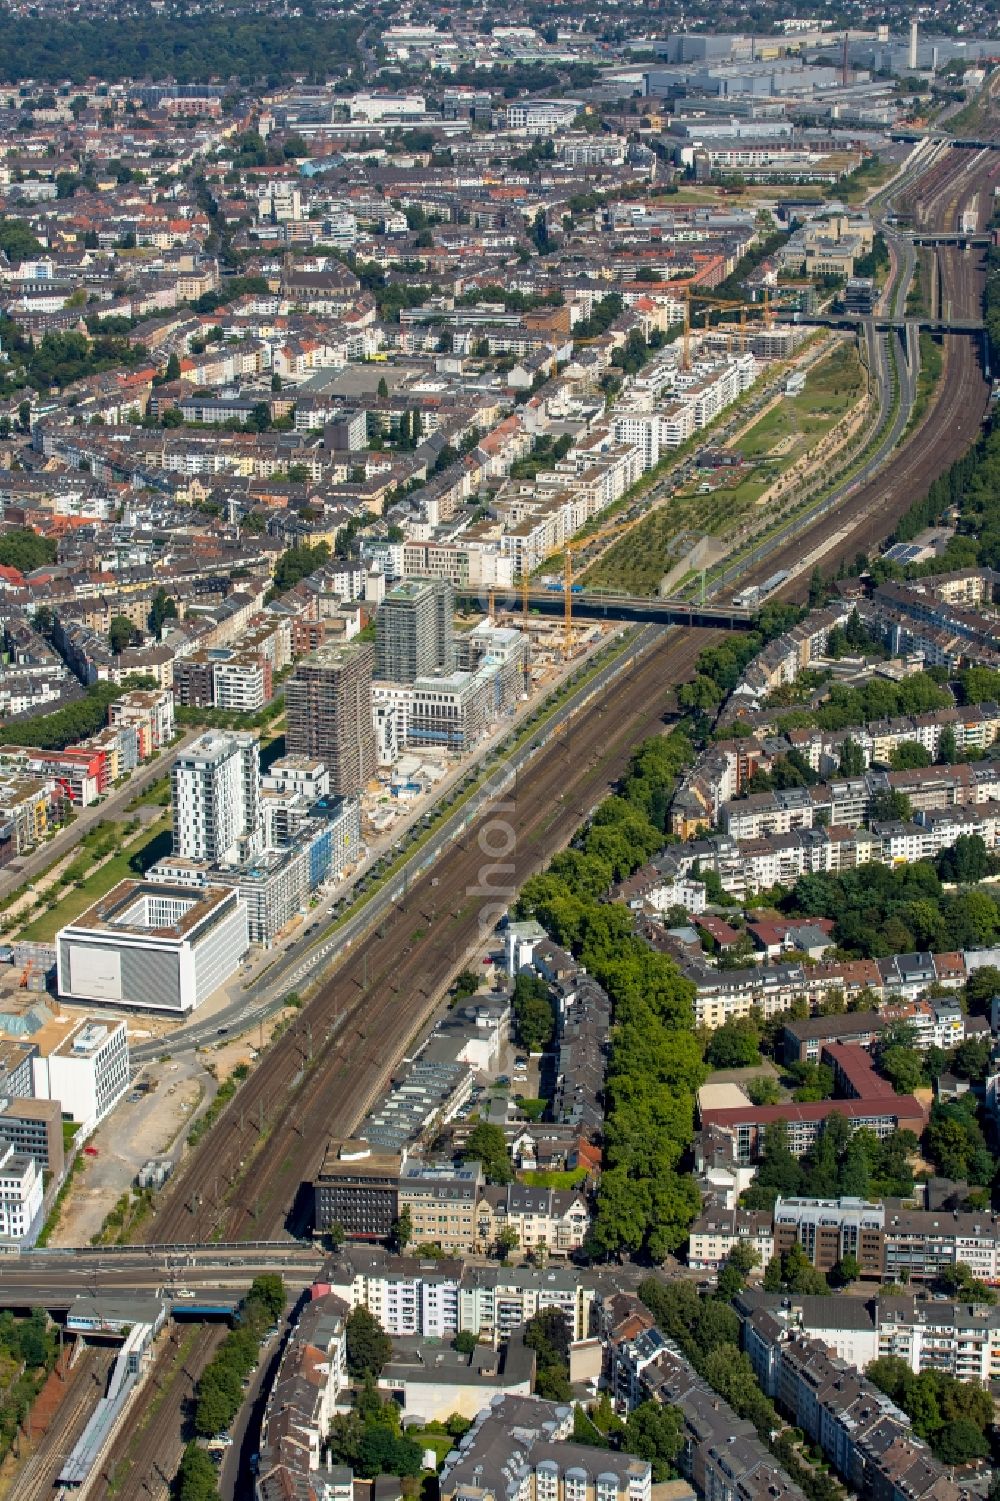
[694,1191,1000,1289]
[672,704,1000,835]
[781,995,988,1063]
[495,444,643,575]
[682,934,994,1031]
[0,773,54,862]
[605,1316,807,1501]
[254,1289,350,1501]
[653,799,1000,914]
[738,1310,962,1501]
[727,1286,1000,1386]
[313,1146,592,1260]
[864,575,1000,667]
[724,606,853,712]
[718,754,1000,841]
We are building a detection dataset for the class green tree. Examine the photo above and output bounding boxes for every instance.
[148,586,178,639]
[525,1307,571,1399]
[934,1418,989,1465]
[889,740,932,771]
[178,1441,221,1501]
[392,1206,413,1252]
[831,1253,861,1287]
[937,725,958,764]
[705,1017,760,1069]
[108,615,133,654]
[164,351,181,381]
[248,1274,285,1323]
[345,1305,392,1378]
[463,1121,512,1185]
[0,527,58,573]
[839,735,866,775]
[512,971,555,1052]
[453,1330,478,1354]
[621,1400,684,1481]
[878,1045,925,1095]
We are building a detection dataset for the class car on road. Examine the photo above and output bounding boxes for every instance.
[175,1288,196,1299]
[217,1026,229,1035]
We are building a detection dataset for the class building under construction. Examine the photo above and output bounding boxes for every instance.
[286,640,377,797]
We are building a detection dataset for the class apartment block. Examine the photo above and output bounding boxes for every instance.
[0,1139,43,1244]
[736,1310,962,1501]
[255,1290,350,1501]
[397,1160,483,1255]
[108,688,175,758]
[773,1195,885,1277]
[171,729,261,865]
[375,577,454,683]
[285,641,376,796]
[440,1396,652,1501]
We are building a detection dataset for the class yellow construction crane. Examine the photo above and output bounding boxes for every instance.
[678,285,773,369]
[551,513,649,656]
[487,571,531,623]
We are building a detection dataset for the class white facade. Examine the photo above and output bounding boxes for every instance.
[0,1141,43,1243]
[172,729,261,865]
[31,1017,130,1130]
[57,882,250,1015]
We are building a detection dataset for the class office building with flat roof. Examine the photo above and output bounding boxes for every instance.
[286,641,376,796]
[0,1096,63,1177]
[57,879,249,1016]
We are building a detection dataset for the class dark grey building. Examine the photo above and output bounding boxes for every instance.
[375,578,454,684]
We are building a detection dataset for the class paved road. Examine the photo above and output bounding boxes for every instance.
[131,626,662,1060]
[0,1246,323,1308]
[0,729,201,902]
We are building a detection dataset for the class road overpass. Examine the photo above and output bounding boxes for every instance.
[909,231,992,248]
[786,313,984,335]
[0,1241,323,1312]
[456,588,754,629]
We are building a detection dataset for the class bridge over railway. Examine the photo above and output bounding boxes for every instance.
[909,231,992,248]
[0,1241,323,1314]
[456,587,754,629]
[787,313,984,335]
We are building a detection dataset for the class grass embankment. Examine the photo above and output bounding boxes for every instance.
[585,342,863,595]
[906,333,944,434]
[15,813,172,942]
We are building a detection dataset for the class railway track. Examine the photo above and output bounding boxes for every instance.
[141,141,999,1251]
[12,1346,114,1501]
[107,137,998,1497]
[143,624,711,1244]
[736,152,995,600]
[98,1325,222,1501]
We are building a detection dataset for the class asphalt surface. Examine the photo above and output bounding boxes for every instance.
[0,728,201,901]
[132,625,663,1060]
